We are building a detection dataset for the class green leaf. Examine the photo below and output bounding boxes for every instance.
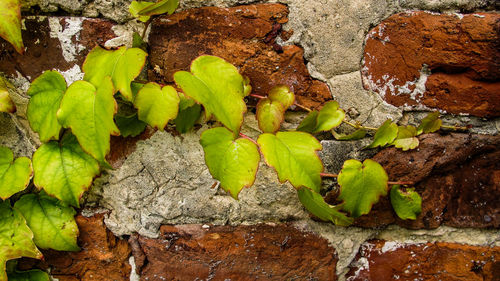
[297,188,354,226]
[0,78,15,113]
[257,131,323,192]
[138,0,179,16]
[256,98,285,133]
[0,147,32,200]
[392,125,419,151]
[175,93,201,133]
[57,78,119,165]
[129,1,153,22]
[297,101,345,133]
[390,185,422,220]
[242,76,252,97]
[332,129,366,140]
[174,55,247,134]
[337,159,388,218]
[268,85,294,109]
[14,193,79,251]
[200,127,260,199]
[0,0,24,54]
[365,119,398,149]
[32,133,100,207]
[417,111,442,135]
[26,71,67,142]
[83,46,147,101]
[8,269,49,281]
[134,83,179,130]
[0,201,43,281]
[115,114,147,137]
[132,32,148,51]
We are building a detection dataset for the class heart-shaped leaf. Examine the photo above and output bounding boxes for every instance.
[83,46,147,101]
[0,0,24,54]
[338,159,388,217]
[174,56,247,134]
[138,0,179,16]
[297,187,354,226]
[417,111,442,135]
[129,1,153,22]
[390,185,422,220]
[8,269,49,281]
[115,114,147,137]
[32,133,100,207]
[365,119,398,149]
[268,85,294,109]
[0,78,15,113]
[200,127,260,199]
[256,98,285,133]
[258,131,323,192]
[392,125,419,151]
[0,147,32,200]
[175,92,201,133]
[332,129,366,140]
[57,78,119,165]
[14,193,79,251]
[297,101,345,133]
[27,71,67,142]
[0,201,42,281]
[134,82,180,130]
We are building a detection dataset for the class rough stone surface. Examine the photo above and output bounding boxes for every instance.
[362,12,500,117]
[399,0,499,11]
[0,114,35,157]
[18,214,131,281]
[350,133,500,229]
[346,240,500,281]
[133,224,338,280]
[87,123,310,238]
[148,4,332,109]
[329,71,403,127]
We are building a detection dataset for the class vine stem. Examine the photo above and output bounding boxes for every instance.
[441,124,469,131]
[320,173,414,186]
[141,19,152,40]
[239,132,258,145]
[342,120,378,131]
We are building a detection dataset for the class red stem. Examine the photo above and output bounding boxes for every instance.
[250,93,266,99]
[239,132,258,145]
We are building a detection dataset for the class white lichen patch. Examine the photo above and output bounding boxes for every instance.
[105,21,145,48]
[57,64,84,85]
[48,17,85,62]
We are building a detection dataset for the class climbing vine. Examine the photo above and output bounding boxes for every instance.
[0,0,468,279]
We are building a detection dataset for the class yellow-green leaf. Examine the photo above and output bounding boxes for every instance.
[258,131,323,192]
[333,129,366,140]
[297,187,354,226]
[0,0,24,54]
[338,159,388,218]
[200,127,260,199]
[0,78,15,113]
[417,111,442,135]
[390,185,422,220]
[0,201,43,281]
[174,56,247,134]
[134,82,180,130]
[256,98,285,133]
[0,147,32,200]
[129,1,153,22]
[138,0,179,16]
[392,125,419,151]
[8,269,49,281]
[14,193,79,251]
[297,101,345,133]
[115,114,147,137]
[57,78,119,165]
[365,119,398,149]
[32,133,100,207]
[268,85,294,109]
[26,71,67,142]
[83,46,147,101]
